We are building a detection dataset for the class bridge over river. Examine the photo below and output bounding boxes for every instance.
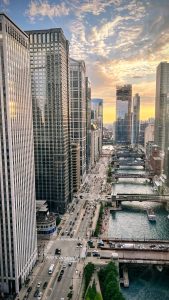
[114,173,153,179]
[111,193,169,203]
[87,239,169,265]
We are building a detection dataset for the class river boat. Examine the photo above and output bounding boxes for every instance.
[156,265,163,272]
[147,209,156,222]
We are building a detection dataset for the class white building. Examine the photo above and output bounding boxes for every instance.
[0,14,37,295]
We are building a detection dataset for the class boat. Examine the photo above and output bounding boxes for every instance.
[156,265,163,272]
[147,209,156,222]
[167,215,169,220]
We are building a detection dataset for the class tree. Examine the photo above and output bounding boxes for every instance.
[94,293,103,300]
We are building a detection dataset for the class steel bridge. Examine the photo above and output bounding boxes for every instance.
[114,173,153,179]
[112,194,169,203]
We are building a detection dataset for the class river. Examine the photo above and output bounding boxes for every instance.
[108,166,169,299]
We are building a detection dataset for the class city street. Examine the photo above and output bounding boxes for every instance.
[18,147,113,300]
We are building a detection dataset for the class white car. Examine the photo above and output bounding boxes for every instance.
[36,282,41,288]
[37,292,42,300]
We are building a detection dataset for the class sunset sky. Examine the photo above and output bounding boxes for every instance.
[1,0,169,123]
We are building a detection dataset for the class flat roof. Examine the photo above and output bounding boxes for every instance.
[0,13,28,38]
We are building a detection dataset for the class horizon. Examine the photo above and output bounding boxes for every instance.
[1,0,167,123]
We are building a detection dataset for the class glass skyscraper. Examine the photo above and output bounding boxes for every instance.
[115,84,132,144]
[86,77,91,171]
[70,58,86,182]
[0,14,37,295]
[26,28,73,213]
[132,93,140,145]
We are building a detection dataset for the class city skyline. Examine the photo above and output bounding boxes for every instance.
[1,0,168,123]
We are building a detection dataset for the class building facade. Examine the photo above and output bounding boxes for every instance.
[116,85,132,144]
[144,123,154,148]
[70,58,86,182]
[0,14,37,295]
[26,28,73,213]
[155,62,169,151]
[71,143,80,192]
[86,77,91,171]
[132,93,140,145]
[91,98,103,156]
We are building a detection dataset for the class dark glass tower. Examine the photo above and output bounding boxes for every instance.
[115,84,132,144]
[26,28,73,213]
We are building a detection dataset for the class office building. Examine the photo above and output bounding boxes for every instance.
[91,98,103,156]
[26,28,73,213]
[0,14,37,295]
[71,143,80,192]
[132,93,140,145]
[144,123,154,148]
[86,77,91,171]
[155,62,169,151]
[115,85,132,144]
[70,58,86,182]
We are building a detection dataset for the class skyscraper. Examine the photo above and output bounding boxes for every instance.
[155,62,169,181]
[0,14,37,295]
[70,58,86,182]
[155,62,169,151]
[91,99,103,156]
[115,84,132,144]
[26,28,73,213]
[132,93,140,145]
[86,77,91,171]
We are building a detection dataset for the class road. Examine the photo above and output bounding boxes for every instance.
[18,147,113,300]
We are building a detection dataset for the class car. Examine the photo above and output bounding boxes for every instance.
[150,244,156,248]
[58,275,62,282]
[37,292,43,300]
[68,262,72,266]
[62,264,66,268]
[55,248,61,255]
[70,233,73,238]
[34,289,39,297]
[37,282,41,288]
[43,281,48,289]
[27,286,32,293]
[60,269,64,275]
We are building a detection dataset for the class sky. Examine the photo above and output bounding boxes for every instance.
[1,0,169,123]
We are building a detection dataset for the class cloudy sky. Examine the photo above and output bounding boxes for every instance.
[1,0,169,123]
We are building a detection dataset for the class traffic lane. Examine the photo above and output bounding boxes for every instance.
[27,258,58,299]
[47,240,77,258]
[49,262,76,300]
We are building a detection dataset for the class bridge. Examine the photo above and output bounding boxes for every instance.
[115,152,145,159]
[87,239,169,265]
[114,173,153,179]
[115,160,145,167]
[111,193,169,203]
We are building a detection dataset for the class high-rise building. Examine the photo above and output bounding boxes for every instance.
[155,62,169,151]
[70,58,86,182]
[115,85,132,144]
[91,98,103,156]
[71,143,80,192]
[144,123,154,148]
[86,77,91,171]
[132,93,140,145]
[26,28,73,213]
[0,14,37,295]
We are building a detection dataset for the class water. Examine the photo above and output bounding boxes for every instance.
[122,265,169,300]
[108,166,169,299]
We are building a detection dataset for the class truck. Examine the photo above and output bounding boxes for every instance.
[122,243,135,249]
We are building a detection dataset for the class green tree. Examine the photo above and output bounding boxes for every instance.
[94,293,103,300]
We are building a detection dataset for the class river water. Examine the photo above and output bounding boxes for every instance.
[108,166,169,299]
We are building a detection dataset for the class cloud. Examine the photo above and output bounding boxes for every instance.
[26,0,70,22]
[71,0,122,17]
[2,0,9,4]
